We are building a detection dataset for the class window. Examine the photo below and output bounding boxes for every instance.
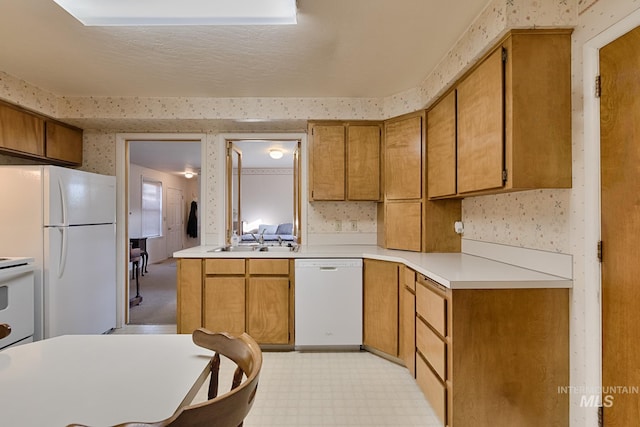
[142,179,162,238]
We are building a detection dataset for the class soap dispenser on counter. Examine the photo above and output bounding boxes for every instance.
[230,231,240,247]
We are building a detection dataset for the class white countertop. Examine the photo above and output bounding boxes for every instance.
[0,334,211,427]
[174,245,572,289]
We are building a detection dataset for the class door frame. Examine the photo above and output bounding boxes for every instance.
[116,133,206,328]
[583,6,640,415]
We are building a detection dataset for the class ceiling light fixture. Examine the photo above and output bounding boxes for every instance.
[51,0,297,26]
[184,171,195,179]
[269,149,284,160]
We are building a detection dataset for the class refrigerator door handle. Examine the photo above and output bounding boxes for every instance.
[58,227,68,279]
[58,177,68,227]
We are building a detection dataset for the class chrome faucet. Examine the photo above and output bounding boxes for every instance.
[250,232,264,245]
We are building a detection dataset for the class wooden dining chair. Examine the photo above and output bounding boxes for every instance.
[68,329,263,427]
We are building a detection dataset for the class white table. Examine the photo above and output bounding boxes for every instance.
[0,334,212,426]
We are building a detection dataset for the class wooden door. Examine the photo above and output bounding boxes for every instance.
[427,90,457,198]
[384,115,423,200]
[247,277,289,344]
[457,47,504,194]
[347,124,381,201]
[600,25,640,426]
[363,259,399,356]
[166,187,183,256]
[309,124,345,200]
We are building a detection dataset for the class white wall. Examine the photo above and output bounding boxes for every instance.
[240,169,293,229]
[129,163,200,262]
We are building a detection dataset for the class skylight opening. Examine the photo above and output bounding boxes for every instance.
[52,0,298,26]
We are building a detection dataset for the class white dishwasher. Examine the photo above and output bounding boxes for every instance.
[294,258,362,350]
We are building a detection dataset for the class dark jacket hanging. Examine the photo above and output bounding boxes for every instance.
[187,201,198,238]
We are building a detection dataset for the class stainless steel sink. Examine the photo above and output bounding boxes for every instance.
[261,245,299,252]
[209,245,256,252]
[209,245,299,253]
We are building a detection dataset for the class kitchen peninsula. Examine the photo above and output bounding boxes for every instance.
[173,244,572,427]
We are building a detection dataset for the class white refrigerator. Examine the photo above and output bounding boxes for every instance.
[0,165,116,340]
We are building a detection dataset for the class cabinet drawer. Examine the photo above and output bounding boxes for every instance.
[248,259,290,275]
[205,259,245,275]
[416,354,447,425]
[402,266,416,292]
[416,281,447,337]
[416,318,446,381]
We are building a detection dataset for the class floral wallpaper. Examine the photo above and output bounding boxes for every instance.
[307,202,377,234]
[462,189,571,253]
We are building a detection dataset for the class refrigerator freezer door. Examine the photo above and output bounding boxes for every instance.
[44,224,116,338]
[44,166,116,226]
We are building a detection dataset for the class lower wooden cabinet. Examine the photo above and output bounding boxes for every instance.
[399,266,416,376]
[363,259,399,356]
[177,258,293,345]
[247,277,289,344]
[204,276,245,336]
[176,258,202,334]
[415,274,569,427]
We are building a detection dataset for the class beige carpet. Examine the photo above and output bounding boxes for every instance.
[128,258,177,325]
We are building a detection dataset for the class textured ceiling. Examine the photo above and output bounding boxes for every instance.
[0,0,491,99]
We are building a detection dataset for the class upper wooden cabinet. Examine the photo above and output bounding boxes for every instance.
[308,121,382,201]
[427,29,573,199]
[0,100,83,166]
[457,48,505,194]
[0,101,45,157]
[309,123,345,200]
[347,124,381,200]
[384,113,423,200]
[45,120,83,165]
[427,91,457,198]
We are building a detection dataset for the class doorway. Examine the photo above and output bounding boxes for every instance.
[117,135,205,327]
[600,25,640,424]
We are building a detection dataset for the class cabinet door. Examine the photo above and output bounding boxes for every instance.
[347,124,381,201]
[45,121,83,165]
[0,102,44,156]
[385,201,422,252]
[384,115,422,200]
[363,259,399,356]
[457,47,504,194]
[247,277,289,344]
[204,277,246,336]
[400,267,416,376]
[427,91,457,198]
[177,259,202,334]
[309,124,345,200]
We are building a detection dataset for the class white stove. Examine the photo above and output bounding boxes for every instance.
[0,257,34,269]
[0,257,35,350]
